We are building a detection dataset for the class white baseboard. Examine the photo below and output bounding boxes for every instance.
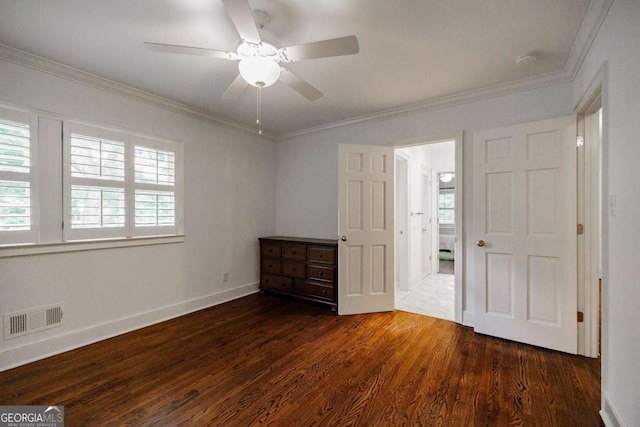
[0,282,259,372]
[601,391,628,427]
[462,310,474,327]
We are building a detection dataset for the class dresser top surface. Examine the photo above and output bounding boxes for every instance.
[259,236,338,245]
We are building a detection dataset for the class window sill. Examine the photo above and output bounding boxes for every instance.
[0,235,185,258]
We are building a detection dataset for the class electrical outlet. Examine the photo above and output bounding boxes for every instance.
[223,272,229,283]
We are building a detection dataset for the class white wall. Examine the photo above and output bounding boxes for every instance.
[430,141,455,173]
[0,58,276,370]
[573,1,640,425]
[275,82,574,321]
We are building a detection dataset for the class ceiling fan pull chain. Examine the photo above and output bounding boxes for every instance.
[256,83,263,135]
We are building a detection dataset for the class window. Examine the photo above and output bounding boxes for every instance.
[0,107,37,245]
[132,136,177,236]
[438,190,455,225]
[64,122,182,241]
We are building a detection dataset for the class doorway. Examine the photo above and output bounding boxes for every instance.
[577,86,603,358]
[394,138,459,322]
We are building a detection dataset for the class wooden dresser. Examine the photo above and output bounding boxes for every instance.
[259,236,338,311]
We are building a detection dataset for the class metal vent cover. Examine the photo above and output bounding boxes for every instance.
[4,304,64,340]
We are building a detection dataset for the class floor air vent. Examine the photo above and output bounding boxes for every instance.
[4,304,64,340]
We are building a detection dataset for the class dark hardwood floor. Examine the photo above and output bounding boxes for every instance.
[0,293,602,426]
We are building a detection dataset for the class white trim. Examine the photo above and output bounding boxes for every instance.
[601,391,628,427]
[62,120,183,240]
[462,310,475,327]
[0,281,259,372]
[394,151,410,292]
[0,0,612,143]
[575,64,605,359]
[0,107,39,244]
[564,0,615,78]
[0,43,273,141]
[0,234,185,258]
[393,131,464,324]
[278,73,572,142]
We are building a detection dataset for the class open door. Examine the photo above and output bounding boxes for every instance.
[338,144,395,315]
[473,116,577,353]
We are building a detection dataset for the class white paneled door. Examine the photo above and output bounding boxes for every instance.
[473,116,577,353]
[338,144,395,315]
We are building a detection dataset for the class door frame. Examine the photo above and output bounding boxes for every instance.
[576,70,604,358]
[395,152,410,292]
[419,164,437,277]
[393,131,464,324]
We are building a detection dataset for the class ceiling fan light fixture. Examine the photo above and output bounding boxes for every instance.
[238,56,281,87]
[439,173,454,183]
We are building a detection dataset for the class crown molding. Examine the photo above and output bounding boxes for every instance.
[275,0,614,142]
[276,69,572,142]
[564,0,614,79]
[0,0,612,143]
[0,43,275,141]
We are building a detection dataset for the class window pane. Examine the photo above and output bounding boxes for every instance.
[0,180,30,231]
[135,146,175,185]
[71,185,125,228]
[439,209,454,224]
[0,119,30,174]
[438,193,455,209]
[135,190,175,227]
[71,134,125,181]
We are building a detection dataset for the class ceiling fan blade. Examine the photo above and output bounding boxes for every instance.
[144,42,237,60]
[279,35,359,62]
[279,69,323,101]
[221,0,261,45]
[222,74,249,100]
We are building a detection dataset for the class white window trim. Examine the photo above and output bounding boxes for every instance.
[438,189,455,225]
[0,234,185,258]
[130,134,183,237]
[63,121,129,241]
[0,106,39,245]
[62,121,184,241]
[0,103,185,253]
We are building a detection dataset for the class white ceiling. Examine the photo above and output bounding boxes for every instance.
[0,0,593,137]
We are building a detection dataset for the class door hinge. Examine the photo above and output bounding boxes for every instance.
[429,255,432,261]
[577,224,584,235]
[577,311,584,323]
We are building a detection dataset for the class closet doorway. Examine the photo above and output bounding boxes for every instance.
[394,137,461,322]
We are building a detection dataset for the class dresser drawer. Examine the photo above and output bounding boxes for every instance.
[308,246,336,265]
[307,265,335,282]
[295,280,335,302]
[261,274,292,293]
[261,242,281,258]
[261,258,281,274]
[282,244,306,261]
[282,261,305,278]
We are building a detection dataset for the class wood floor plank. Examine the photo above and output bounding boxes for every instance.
[0,293,602,426]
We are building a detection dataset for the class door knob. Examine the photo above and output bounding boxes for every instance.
[476,240,486,247]
[341,235,347,241]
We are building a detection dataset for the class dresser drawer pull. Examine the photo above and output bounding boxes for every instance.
[321,289,327,295]
[319,253,323,258]
[264,278,270,283]
[318,271,323,277]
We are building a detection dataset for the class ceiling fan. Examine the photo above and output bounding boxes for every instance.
[144,0,360,106]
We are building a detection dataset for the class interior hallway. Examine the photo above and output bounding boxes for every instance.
[395,272,454,321]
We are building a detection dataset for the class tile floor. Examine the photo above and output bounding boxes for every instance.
[395,273,455,321]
